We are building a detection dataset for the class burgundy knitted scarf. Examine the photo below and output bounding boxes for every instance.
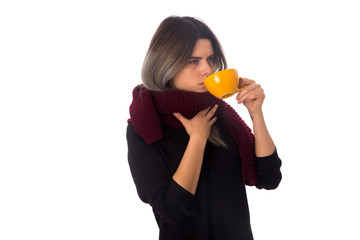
[128,84,257,186]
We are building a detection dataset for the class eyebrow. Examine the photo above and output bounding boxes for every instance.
[188,54,215,59]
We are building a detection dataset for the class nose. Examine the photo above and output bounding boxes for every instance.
[200,60,213,76]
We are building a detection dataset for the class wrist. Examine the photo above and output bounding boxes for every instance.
[189,134,208,146]
[250,109,264,121]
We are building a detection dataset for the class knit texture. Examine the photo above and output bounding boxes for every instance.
[128,84,257,186]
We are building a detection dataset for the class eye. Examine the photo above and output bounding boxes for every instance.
[207,55,216,64]
[188,59,199,64]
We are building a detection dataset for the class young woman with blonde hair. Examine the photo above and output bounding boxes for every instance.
[127,16,282,240]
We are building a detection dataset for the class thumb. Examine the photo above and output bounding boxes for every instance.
[238,77,247,88]
[173,112,188,125]
[239,77,254,88]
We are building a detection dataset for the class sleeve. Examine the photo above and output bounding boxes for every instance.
[255,148,282,190]
[126,123,194,223]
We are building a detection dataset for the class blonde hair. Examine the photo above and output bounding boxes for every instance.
[142,16,228,148]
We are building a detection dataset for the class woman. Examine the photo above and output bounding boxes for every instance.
[127,16,282,240]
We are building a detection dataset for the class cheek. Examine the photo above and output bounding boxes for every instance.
[173,72,187,88]
[173,69,195,89]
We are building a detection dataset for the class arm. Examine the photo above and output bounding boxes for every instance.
[127,103,217,223]
[236,78,275,157]
[251,112,282,189]
[255,149,282,190]
[173,105,218,195]
[127,123,194,223]
[236,78,282,189]
[172,135,207,195]
[251,110,276,157]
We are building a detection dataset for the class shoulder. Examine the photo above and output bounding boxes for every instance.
[126,122,142,141]
[126,122,164,151]
[127,122,154,146]
[126,121,136,135]
[126,122,164,164]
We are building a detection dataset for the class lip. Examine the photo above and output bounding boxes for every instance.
[199,82,207,91]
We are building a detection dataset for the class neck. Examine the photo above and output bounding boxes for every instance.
[151,89,220,129]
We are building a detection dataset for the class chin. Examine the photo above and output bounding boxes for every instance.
[194,84,207,93]
[196,89,208,93]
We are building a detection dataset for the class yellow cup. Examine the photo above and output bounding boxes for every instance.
[204,69,244,99]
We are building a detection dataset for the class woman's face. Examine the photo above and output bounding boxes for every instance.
[173,39,215,93]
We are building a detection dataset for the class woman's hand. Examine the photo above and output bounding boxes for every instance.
[236,77,276,156]
[173,105,218,141]
[236,78,265,116]
[173,105,218,195]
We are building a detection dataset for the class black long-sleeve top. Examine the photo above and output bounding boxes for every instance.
[127,117,282,240]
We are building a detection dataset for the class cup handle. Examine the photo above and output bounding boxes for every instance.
[235,86,245,93]
[236,77,245,93]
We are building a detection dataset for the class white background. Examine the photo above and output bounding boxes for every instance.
[1,0,359,239]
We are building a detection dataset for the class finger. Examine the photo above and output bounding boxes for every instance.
[209,116,217,126]
[199,106,212,116]
[238,77,255,88]
[173,112,188,125]
[243,83,261,93]
[205,104,218,119]
[237,91,255,104]
[243,94,259,102]
[236,83,261,101]
[238,91,264,104]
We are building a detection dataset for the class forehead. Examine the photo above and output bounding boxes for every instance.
[192,39,214,56]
